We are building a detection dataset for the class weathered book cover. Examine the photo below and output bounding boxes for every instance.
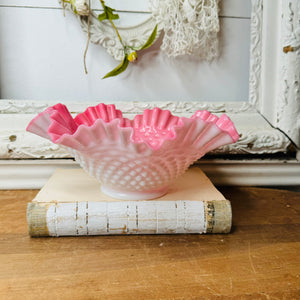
[27,167,232,237]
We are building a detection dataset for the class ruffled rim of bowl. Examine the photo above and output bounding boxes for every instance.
[26,103,239,151]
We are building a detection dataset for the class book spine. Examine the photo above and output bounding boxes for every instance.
[27,200,231,237]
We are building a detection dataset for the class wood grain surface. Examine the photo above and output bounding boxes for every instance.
[0,187,299,299]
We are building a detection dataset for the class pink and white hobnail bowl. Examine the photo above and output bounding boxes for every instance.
[27,103,239,200]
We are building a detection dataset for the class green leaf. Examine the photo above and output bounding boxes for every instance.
[98,6,119,21]
[139,25,158,50]
[100,4,119,20]
[98,12,108,21]
[107,10,119,20]
[105,6,115,13]
[102,57,129,79]
[69,0,78,14]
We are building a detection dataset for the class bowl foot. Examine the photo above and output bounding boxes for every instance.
[101,185,168,200]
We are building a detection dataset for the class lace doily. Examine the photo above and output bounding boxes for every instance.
[149,0,220,60]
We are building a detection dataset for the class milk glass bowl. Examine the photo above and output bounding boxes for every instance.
[27,103,239,200]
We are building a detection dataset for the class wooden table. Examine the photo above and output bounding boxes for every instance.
[0,187,299,299]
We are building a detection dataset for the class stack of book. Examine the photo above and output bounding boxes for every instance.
[27,167,231,237]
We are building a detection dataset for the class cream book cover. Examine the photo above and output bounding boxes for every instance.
[27,167,231,237]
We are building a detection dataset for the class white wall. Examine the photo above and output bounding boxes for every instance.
[0,0,251,102]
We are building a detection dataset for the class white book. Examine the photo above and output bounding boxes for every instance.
[27,167,231,237]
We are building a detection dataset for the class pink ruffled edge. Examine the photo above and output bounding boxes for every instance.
[191,110,239,143]
[26,103,128,142]
[26,103,239,150]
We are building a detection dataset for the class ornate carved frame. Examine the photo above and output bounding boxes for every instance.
[0,0,299,187]
[78,10,161,62]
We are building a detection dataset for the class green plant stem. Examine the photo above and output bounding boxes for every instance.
[62,0,66,16]
[83,0,91,74]
[99,0,124,47]
[108,19,124,47]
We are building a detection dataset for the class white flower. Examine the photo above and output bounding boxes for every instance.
[75,0,89,16]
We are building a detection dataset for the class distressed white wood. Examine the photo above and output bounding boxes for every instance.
[0,0,61,9]
[107,202,129,234]
[175,201,186,233]
[87,202,108,234]
[1,159,300,190]
[0,102,290,159]
[0,0,252,63]
[184,201,206,233]
[269,0,300,146]
[220,0,251,18]
[0,0,151,12]
[47,203,78,236]
[137,201,158,233]
[250,0,300,147]
[76,202,88,235]
[0,7,250,101]
[156,202,177,234]
[0,0,252,17]
[196,159,300,186]
[127,203,138,234]
[0,0,298,174]
[45,200,206,236]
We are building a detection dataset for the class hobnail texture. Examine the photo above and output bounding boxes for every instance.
[27,103,239,200]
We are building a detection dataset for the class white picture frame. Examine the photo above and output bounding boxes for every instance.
[0,0,299,188]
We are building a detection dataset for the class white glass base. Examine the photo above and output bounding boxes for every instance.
[101,185,168,200]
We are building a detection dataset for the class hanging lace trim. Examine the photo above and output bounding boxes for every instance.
[149,0,220,60]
